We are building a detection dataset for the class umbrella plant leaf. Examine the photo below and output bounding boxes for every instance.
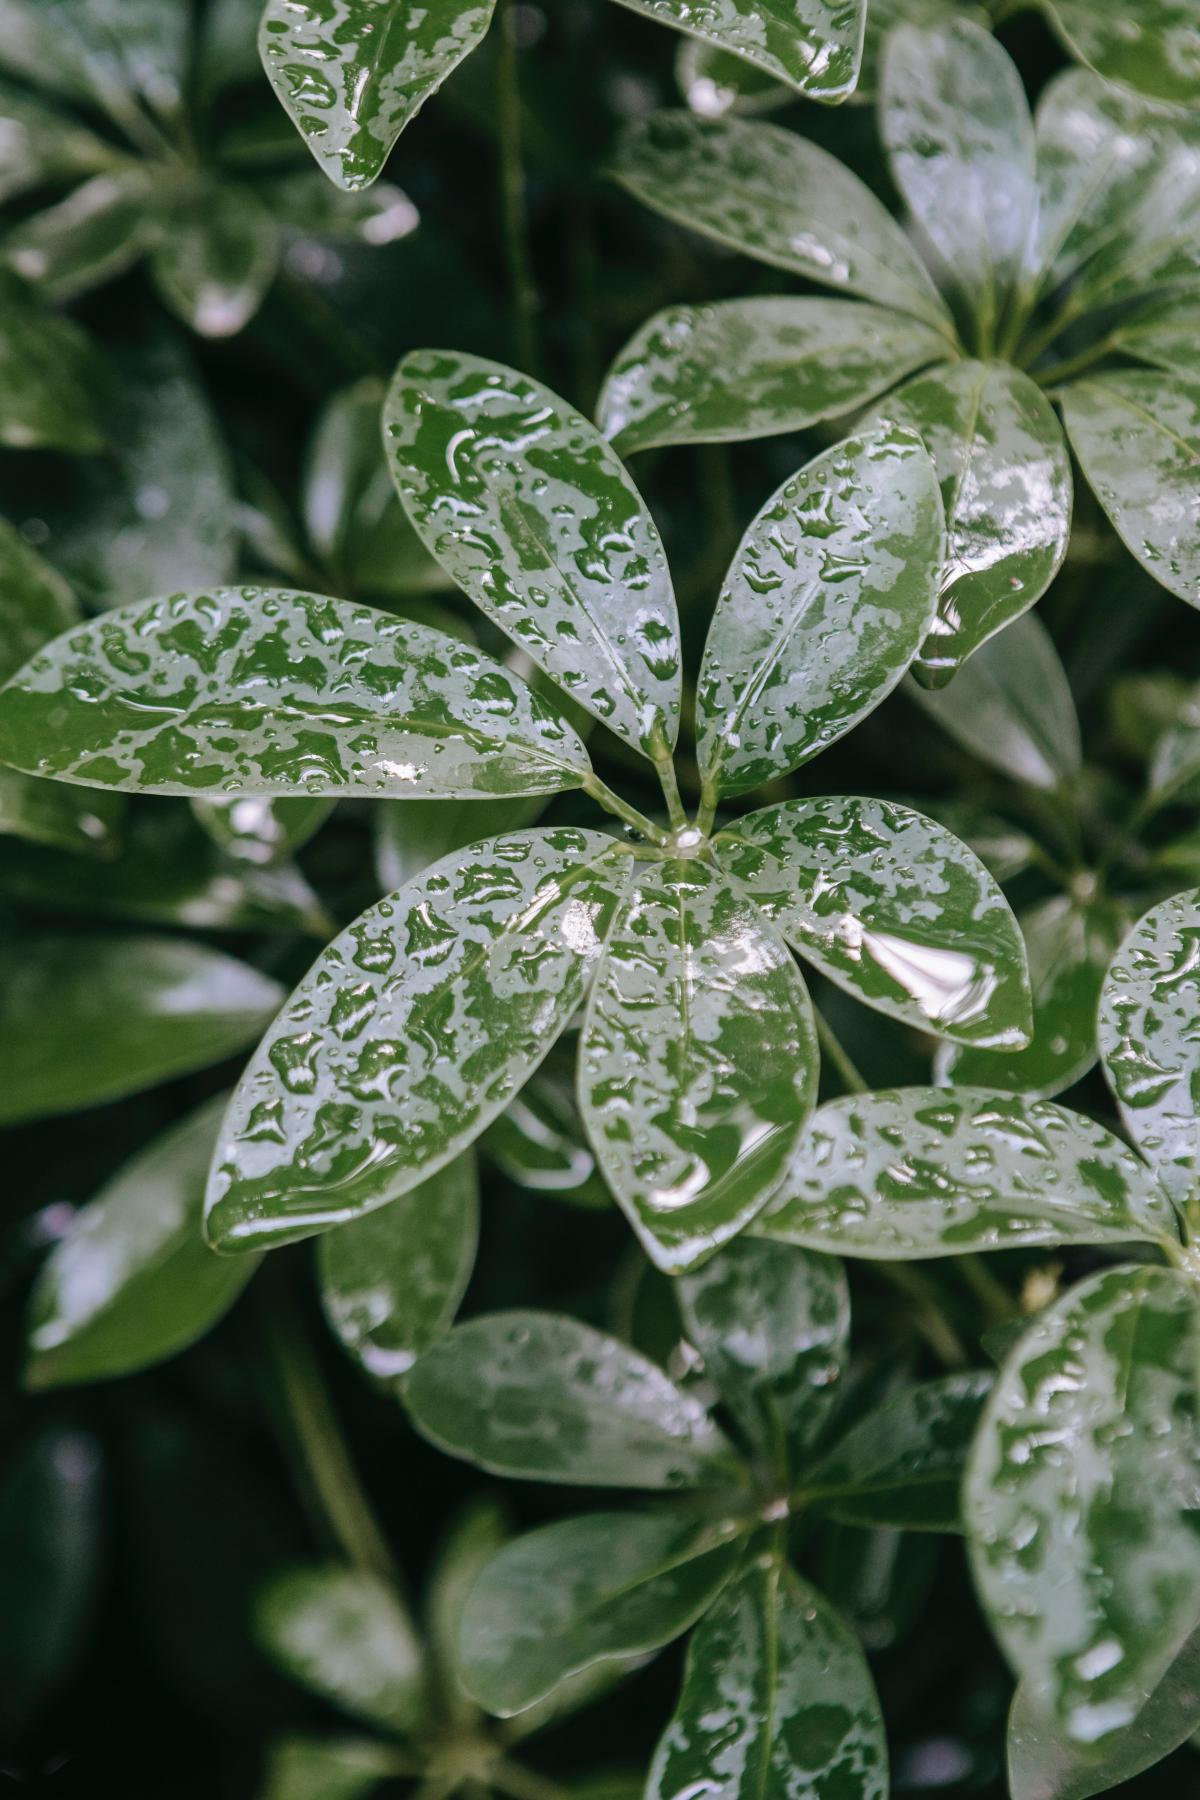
[192,795,334,868]
[385,349,681,759]
[260,1737,403,1800]
[3,169,153,302]
[696,425,943,800]
[258,1564,427,1735]
[150,178,281,339]
[0,0,189,118]
[612,0,865,101]
[579,858,819,1275]
[0,512,79,681]
[1039,0,1200,108]
[0,77,113,205]
[1112,295,1200,383]
[205,828,631,1251]
[716,798,1031,1048]
[0,766,121,855]
[674,39,793,118]
[0,271,107,452]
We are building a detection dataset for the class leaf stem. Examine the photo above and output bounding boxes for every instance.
[497,0,539,375]
[813,1009,868,1094]
[583,771,670,845]
[656,754,688,831]
[1034,337,1116,391]
[872,1265,968,1369]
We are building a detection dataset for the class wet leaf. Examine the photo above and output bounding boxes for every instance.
[1098,888,1200,1209]
[427,1499,506,1718]
[648,1556,888,1800]
[1060,372,1200,606]
[403,1310,738,1488]
[761,1086,1176,1258]
[597,298,948,454]
[385,349,681,759]
[374,794,544,892]
[26,1095,257,1389]
[3,169,153,301]
[192,794,334,868]
[0,765,121,854]
[613,0,864,99]
[611,111,952,331]
[0,511,79,678]
[205,829,631,1252]
[0,271,107,452]
[717,797,1031,1047]
[258,1564,426,1735]
[1039,0,1200,107]
[0,77,113,205]
[0,588,591,800]
[579,858,818,1274]
[459,1511,742,1715]
[674,38,792,117]
[318,1152,478,1381]
[862,361,1071,683]
[0,931,283,1125]
[966,1266,1200,1748]
[151,178,280,338]
[259,0,497,191]
[0,0,188,119]
[483,1061,607,1206]
[697,426,943,799]
[677,1238,849,1475]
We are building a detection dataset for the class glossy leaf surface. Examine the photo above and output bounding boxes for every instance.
[205,829,630,1251]
[0,766,121,855]
[677,1238,848,1473]
[3,170,152,302]
[762,1086,1175,1258]
[717,798,1031,1047]
[611,112,951,330]
[151,180,280,338]
[648,1557,888,1800]
[863,361,1071,682]
[0,0,187,116]
[697,427,943,798]
[0,78,111,205]
[0,272,106,451]
[0,588,591,800]
[192,794,334,869]
[579,858,818,1274]
[483,1060,606,1206]
[258,1564,425,1734]
[0,933,282,1126]
[598,299,947,455]
[259,0,497,191]
[0,513,78,680]
[385,349,680,757]
[966,1266,1200,1747]
[1112,295,1200,382]
[27,1095,257,1389]
[459,1510,742,1716]
[675,38,793,117]
[1040,0,1200,107]
[613,0,864,101]
[1098,888,1200,1209]
[404,1310,737,1488]
[318,1152,478,1380]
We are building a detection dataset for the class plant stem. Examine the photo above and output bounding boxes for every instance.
[957,1254,1015,1327]
[814,1009,868,1094]
[873,1265,968,1368]
[497,0,538,375]
[1034,337,1115,390]
[656,754,687,831]
[583,772,670,845]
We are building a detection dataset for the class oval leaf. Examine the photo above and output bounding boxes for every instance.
[151,178,280,338]
[257,1564,426,1735]
[612,0,864,101]
[0,271,106,452]
[1040,0,1200,107]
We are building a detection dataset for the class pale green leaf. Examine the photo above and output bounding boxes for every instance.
[3,169,152,301]
[258,1564,426,1735]
[1040,0,1200,108]
[612,0,864,99]
[0,0,188,119]
[151,178,280,338]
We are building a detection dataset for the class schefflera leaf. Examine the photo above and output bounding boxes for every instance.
[1039,0,1200,108]
[649,1556,888,1800]
[966,1266,1200,1749]
[0,589,592,801]
[696,426,944,802]
[259,0,497,192]
[613,0,866,102]
[384,351,681,760]
[861,361,1071,684]
[257,1564,426,1736]
[1098,887,1200,1210]
[458,1510,743,1717]
[760,1088,1178,1260]
[716,797,1032,1048]
[579,858,819,1274]
[205,828,632,1252]
[403,1310,738,1488]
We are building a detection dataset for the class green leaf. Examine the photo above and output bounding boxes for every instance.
[761,1086,1176,1258]
[881,19,1035,347]
[264,171,420,245]
[1008,1622,1200,1800]
[151,178,280,338]
[427,1499,507,1719]
[717,798,1031,1047]
[612,113,951,331]
[459,1511,742,1716]
[966,1266,1200,1748]
[0,932,283,1125]
[800,1373,992,1531]
[0,0,188,119]
[0,511,79,681]
[909,610,1081,791]
[385,349,681,759]
[1061,372,1200,606]
[0,588,591,800]
[403,1309,738,1487]
[0,765,122,854]
[3,169,153,301]
[26,1095,258,1389]
[205,828,631,1251]
[815,1522,939,1654]
[0,77,113,205]
[611,0,864,100]
[483,1059,607,1206]
[0,271,107,452]
[677,1238,848,1474]
[597,299,948,454]
[192,794,334,868]
[257,1564,426,1735]
[855,0,970,100]
[580,858,818,1274]
[375,794,544,892]
[260,1737,403,1800]
[862,361,1071,683]
[697,426,943,799]
[318,1153,478,1380]
[1112,294,1200,383]
[939,896,1124,1099]
[1039,0,1200,107]
[649,1557,888,1800]
[1098,888,1200,1209]
[259,0,497,190]
[674,38,792,118]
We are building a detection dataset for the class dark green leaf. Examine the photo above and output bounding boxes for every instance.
[0,511,79,682]
[151,178,280,338]
[3,169,153,301]
[192,794,334,868]
[375,794,544,892]
[385,349,681,759]
[580,858,818,1274]
[1113,295,1200,383]
[598,299,947,454]
[717,797,1031,1047]
[427,1499,506,1719]
[674,39,792,117]
[815,1523,939,1654]
[403,1310,738,1487]
[265,171,421,245]
[0,765,122,854]
[0,271,106,452]
[258,1564,427,1735]
[0,77,112,204]
[0,0,188,119]
[966,1266,1200,1747]
[205,829,631,1251]
[1039,0,1200,107]
[697,426,943,799]
[260,1737,404,1800]
[483,1061,607,1206]
[613,0,864,100]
